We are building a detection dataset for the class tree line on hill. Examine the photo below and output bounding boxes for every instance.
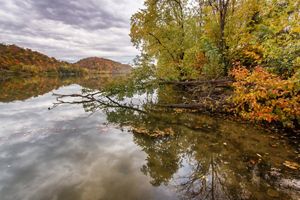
[0,44,132,76]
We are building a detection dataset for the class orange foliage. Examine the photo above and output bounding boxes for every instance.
[230,65,300,128]
[239,45,263,67]
[193,52,207,70]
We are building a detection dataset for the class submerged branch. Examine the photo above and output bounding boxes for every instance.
[51,92,147,114]
[156,103,228,113]
[159,79,233,86]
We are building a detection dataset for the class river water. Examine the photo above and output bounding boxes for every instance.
[0,76,299,200]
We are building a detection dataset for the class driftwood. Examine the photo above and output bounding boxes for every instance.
[156,102,229,113]
[160,79,233,86]
[157,79,233,113]
[51,92,147,114]
[157,103,206,109]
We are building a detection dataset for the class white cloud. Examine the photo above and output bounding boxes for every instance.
[0,0,144,63]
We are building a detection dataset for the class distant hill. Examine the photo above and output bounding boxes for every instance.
[75,57,132,73]
[0,44,132,75]
[0,44,65,69]
[0,44,85,75]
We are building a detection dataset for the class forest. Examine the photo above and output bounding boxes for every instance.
[0,44,88,76]
[125,0,299,130]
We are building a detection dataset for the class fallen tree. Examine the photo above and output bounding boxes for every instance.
[159,79,233,87]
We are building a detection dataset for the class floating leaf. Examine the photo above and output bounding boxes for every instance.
[283,161,300,170]
[267,189,279,197]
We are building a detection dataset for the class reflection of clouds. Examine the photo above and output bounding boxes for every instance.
[0,85,175,200]
[0,85,82,139]
[0,126,171,200]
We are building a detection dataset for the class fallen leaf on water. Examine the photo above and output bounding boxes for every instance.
[174,109,185,113]
[283,161,300,170]
[249,159,257,165]
[132,127,149,135]
[132,127,175,137]
[164,128,175,136]
[267,189,279,197]
[256,153,262,158]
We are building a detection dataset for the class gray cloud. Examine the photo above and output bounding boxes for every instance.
[32,0,128,30]
[0,0,144,63]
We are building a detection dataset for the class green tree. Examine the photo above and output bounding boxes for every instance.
[131,0,201,80]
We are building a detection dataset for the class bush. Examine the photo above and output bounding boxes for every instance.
[10,64,41,74]
[230,65,300,128]
[57,65,86,75]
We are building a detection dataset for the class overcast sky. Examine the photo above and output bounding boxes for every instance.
[0,0,144,63]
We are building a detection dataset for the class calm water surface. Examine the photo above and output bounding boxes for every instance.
[0,76,299,200]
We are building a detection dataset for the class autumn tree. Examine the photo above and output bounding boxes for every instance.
[226,0,299,77]
[130,0,202,80]
[198,0,233,68]
[131,0,299,79]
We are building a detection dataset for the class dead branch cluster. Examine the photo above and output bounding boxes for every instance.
[51,91,146,114]
[158,79,233,112]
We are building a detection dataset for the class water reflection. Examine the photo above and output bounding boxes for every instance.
[72,82,300,200]
[0,76,299,200]
[0,75,114,102]
[113,110,299,199]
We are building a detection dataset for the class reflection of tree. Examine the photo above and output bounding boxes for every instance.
[135,135,181,186]
[0,74,115,102]
[132,119,297,200]
[53,85,298,200]
[0,76,64,102]
[177,156,236,200]
[102,104,228,193]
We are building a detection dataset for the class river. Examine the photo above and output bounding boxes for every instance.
[0,75,299,200]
